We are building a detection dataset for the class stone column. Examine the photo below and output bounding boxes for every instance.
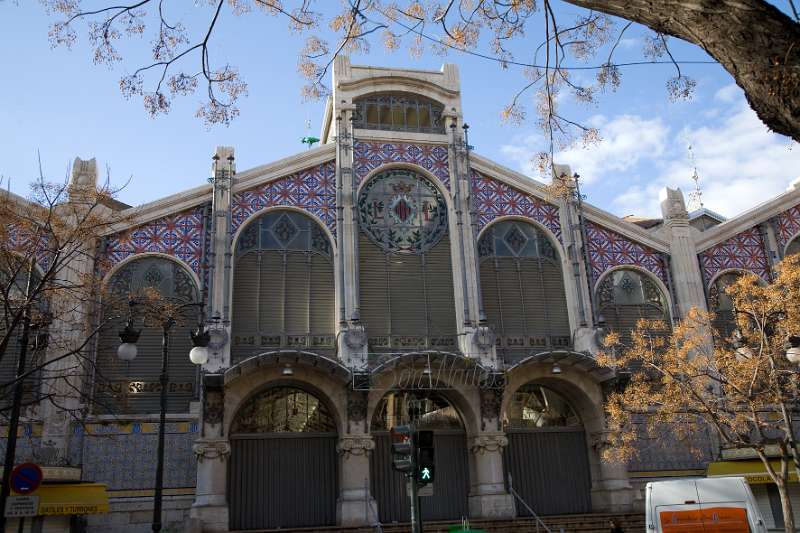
[589,430,634,511]
[189,374,229,532]
[659,187,707,318]
[336,434,376,526]
[40,158,111,466]
[468,433,516,518]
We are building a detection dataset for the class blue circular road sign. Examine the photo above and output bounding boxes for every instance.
[10,463,43,495]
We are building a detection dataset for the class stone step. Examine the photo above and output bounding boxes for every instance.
[232,513,646,533]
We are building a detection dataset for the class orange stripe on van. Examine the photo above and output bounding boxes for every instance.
[660,506,749,533]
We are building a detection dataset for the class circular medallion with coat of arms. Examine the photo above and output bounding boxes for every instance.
[358,169,448,254]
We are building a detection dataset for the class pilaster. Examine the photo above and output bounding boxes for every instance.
[589,430,634,512]
[336,434,377,527]
[335,104,369,368]
[190,374,229,531]
[468,432,516,518]
[659,188,707,317]
[206,147,235,373]
[40,158,111,466]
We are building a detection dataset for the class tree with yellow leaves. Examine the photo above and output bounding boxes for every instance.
[598,253,800,532]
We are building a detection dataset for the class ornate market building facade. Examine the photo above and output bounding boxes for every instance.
[4,57,800,532]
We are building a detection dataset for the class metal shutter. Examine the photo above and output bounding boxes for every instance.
[309,253,334,336]
[359,233,391,338]
[541,260,571,342]
[284,252,311,336]
[387,251,426,336]
[425,236,457,338]
[495,257,525,336]
[257,250,285,337]
[231,253,260,361]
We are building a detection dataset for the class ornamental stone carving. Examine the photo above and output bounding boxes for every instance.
[659,187,689,221]
[480,387,503,430]
[337,435,375,458]
[203,374,225,426]
[590,430,613,453]
[470,433,509,455]
[193,439,231,462]
[347,389,368,423]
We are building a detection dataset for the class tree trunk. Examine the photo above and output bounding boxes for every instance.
[563,0,800,142]
[776,479,796,533]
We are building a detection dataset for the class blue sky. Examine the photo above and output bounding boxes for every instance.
[1,2,797,219]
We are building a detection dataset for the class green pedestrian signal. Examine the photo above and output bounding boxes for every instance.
[415,430,435,484]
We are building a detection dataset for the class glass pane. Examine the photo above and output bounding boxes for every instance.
[230,386,336,433]
[372,391,463,431]
[379,104,392,126]
[366,102,379,126]
[406,105,419,130]
[418,105,431,128]
[506,384,581,429]
[392,103,405,128]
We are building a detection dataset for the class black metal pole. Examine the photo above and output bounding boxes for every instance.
[152,319,173,532]
[0,261,34,532]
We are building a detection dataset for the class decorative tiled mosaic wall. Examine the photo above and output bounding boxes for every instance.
[471,171,562,242]
[79,422,198,490]
[232,161,336,236]
[6,225,52,270]
[698,226,771,285]
[354,141,450,190]
[774,203,800,251]
[104,206,207,277]
[584,220,667,286]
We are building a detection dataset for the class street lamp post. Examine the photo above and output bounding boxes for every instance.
[117,301,209,533]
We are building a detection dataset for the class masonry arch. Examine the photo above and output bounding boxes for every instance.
[227,380,339,530]
[369,384,471,523]
[477,218,572,363]
[503,367,604,516]
[94,254,201,414]
[786,233,800,257]
[230,208,336,362]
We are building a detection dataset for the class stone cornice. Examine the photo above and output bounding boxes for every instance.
[469,153,669,252]
[696,187,800,252]
[100,143,336,236]
[338,74,459,98]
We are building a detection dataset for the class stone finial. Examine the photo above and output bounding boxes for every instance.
[69,157,97,199]
[211,146,235,181]
[659,187,689,220]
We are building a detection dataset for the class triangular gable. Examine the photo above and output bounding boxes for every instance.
[584,220,668,286]
[698,227,772,286]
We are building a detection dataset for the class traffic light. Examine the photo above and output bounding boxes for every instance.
[415,430,435,484]
[390,425,414,473]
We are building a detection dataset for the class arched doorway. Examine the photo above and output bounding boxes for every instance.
[370,390,469,523]
[504,383,592,515]
[228,385,338,530]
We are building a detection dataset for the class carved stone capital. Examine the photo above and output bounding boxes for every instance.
[193,439,231,462]
[470,433,509,455]
[590,430,613,452]
[337,435,375,458]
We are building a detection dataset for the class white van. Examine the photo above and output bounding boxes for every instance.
[646,477,768,532]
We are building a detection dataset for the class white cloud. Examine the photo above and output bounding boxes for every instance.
[612,100,800,218]
[714,83,741,104]
[499,92,799,220]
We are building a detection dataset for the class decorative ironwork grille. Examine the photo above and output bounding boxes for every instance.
[596,268,670,346]
[231,211,335,360]
[231,386,336,434]
[353,94,445,134]
[371,390,464,431]
[478,221,571,361]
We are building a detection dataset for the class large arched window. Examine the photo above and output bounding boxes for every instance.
[505,384,581,429]
[231,211,335,361]
[230,386,336,434]
[708,271,743,341]
[353,93,445,134]
[478,221,571,360]
[371,390,463,431]
[94,256,201,414]
[358,169,457,351]
[596,269,670,345]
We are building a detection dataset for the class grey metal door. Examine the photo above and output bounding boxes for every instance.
[371,430,469,523]
[229,433,338,530]
[505,428,592,516]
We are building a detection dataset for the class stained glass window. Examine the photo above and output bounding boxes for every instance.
[596,269,670,345]
[358,169,448,254]
[231,386,337,433]
[505,384,581,429]
[371,390,463,431]
[353,94,445,134]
